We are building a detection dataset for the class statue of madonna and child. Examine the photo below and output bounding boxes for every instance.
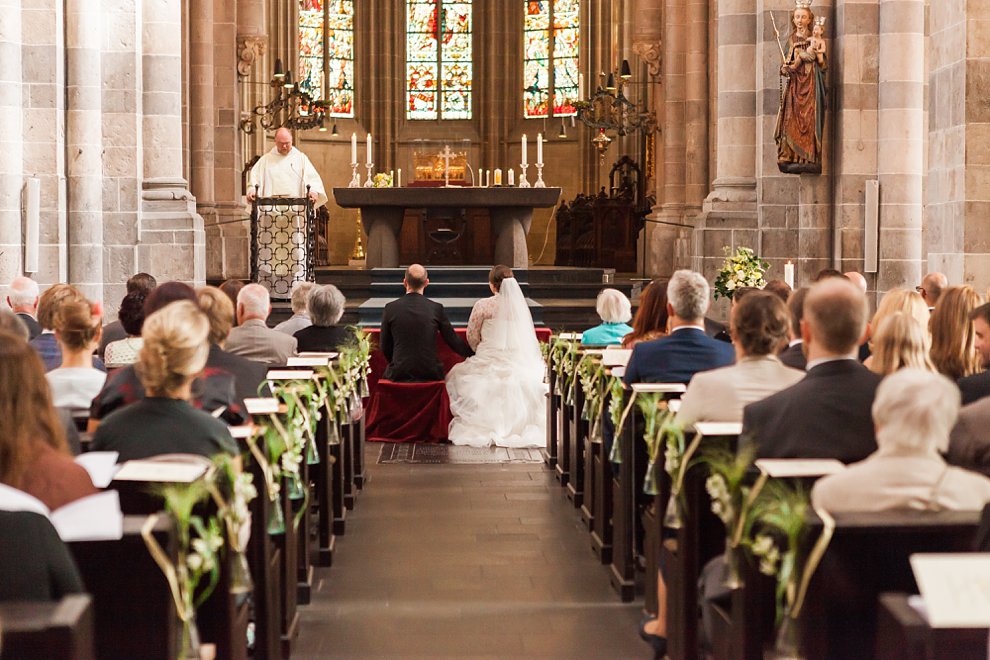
[773,0,828,175]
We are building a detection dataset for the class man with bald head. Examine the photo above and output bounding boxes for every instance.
[843,271,867,293]
[742,277,881,463]
[918,271,948,309]
[6,276,40,340]
[380,264,472,381]
[224,283,298,365]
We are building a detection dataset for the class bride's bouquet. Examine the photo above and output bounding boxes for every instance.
[713,246,769,300]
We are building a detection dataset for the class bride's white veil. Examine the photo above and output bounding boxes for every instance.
[486,277,543,365]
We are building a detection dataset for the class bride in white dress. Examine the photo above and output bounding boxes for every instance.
[446,267,546,448]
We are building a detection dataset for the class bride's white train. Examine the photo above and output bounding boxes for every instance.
[445,277,547,448]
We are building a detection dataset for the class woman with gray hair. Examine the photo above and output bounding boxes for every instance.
[811,368,990,512]
[581,288,633,345]
[294,284,353,352]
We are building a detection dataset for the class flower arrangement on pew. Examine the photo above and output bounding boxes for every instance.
[313,327,373,443]
[745,479,835,658]
[142,478,224,660]
[207,454,259,595]
[266,376,321,505]
[713,246,769,300]
[699,445,767,588]
[576,353,608,444]
[546,334,580,403]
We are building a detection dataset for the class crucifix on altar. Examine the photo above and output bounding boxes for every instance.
[437,144,455,187]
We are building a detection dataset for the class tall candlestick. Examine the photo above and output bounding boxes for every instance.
[508,169,515,186]
[521,134,528,166]
[537,133,543,165]
[351,133,357,163]
[366,133,372,165]
[494,169,503,186]
[784,261,795,289]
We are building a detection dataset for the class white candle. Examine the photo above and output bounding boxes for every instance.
[366,133,372,165]
[397,168,402,187]
[578,73,585,99]
[351,133,357,164]
[494,168,502,186]
[389,170,394,186]
[521,134,528,166]
[537,133,543,165]
[784,261,795,289]
[508,169,515,186]
[484,170,489,187]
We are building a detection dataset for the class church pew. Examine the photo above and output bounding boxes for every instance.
[566,364,589,508]
[609,383,685,602]
[276,467,302,658]
[663,426,741,660]
[590,376,619,564]
[0,594,95,660]
[712,509,982,660]
[544,354,559,469]
[68,515,177,660]
[875,592,987,660]
[342,412,356,511]
[580,421,600,532]
[295,453,314,606]
[556,383,573,488]
[313,411,337,567]
[351,386,368,489]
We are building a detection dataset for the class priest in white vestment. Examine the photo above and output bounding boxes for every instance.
[248,128,327,297]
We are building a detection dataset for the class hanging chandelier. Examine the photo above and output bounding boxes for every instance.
[573,59,657,163]
[240,58,330,134]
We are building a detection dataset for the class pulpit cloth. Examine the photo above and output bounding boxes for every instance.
[363,327,551,443]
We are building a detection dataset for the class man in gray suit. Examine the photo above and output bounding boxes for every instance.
[225,283,297,365]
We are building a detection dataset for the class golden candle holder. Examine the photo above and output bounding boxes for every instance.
[350,212,365,261]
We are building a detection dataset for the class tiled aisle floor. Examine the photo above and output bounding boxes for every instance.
[293,451,648,658]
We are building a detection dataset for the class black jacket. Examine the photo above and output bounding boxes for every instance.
[779,342,807,371]
[380,293,472,381]
[958,371,990,406]
[294,325,354,354]
[208,344,269,401]
[0,510,84,601]
[742,359,881,463]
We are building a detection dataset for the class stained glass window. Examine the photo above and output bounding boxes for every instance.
[406,1,473,120]
[298,0,354,118]
[524,0,579,119]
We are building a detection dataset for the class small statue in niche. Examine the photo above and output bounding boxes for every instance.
[773,1,828,174]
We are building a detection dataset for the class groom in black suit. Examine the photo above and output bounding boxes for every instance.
[380,264,473,381]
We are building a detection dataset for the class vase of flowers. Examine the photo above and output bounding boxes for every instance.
[372,172,393,188]
[713,246,769,300]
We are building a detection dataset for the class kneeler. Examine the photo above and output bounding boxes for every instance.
[365,379,453,443]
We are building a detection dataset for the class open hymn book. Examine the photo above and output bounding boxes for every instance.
[0,482,123,543]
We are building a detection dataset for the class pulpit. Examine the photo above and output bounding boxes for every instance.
[333,187,561,268]
[250,195,316,299]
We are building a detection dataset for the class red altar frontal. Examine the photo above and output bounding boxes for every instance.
[364,327,552,443]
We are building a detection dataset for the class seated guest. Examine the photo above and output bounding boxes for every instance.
[622,278,669,348]
[778,287,808,370]
[6,275,41,340]
[763,279,792,305]
[918,271,948,310]
[863,288,929,368]
[582,289,633,346]
[294,284,353,352]
[99,272,156,359]
[103,291,146,366]
[274,281,316,335]
[218,279,245,324]
[0,307,29,339]
[711,287,758,343]
[676,292,803,426]
[812,369,990,512]
[946,395,990,472]
[813,268,845,282]
[0,331,97,510]
[0,499,84,601]
[844,271,868,293]
[742,277,881,462]
[196,286,268,402]
[30,284,96,372]
[867,312,935,376]
[957,302,990,404]
[930,285,983,380]
[463,265,513,352]
[92,302,238,461]
[89,282,245,428]
[623,270,735,386]
[47,299,106,409]
[225,284,297,365]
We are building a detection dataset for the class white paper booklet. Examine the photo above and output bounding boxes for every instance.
[74,451,120,488]
[694,422,743,437]
[286,356,335,367]
[113,460,208,483]
[602,347,632,367]
[631,383,687,394]
[52,490,124,542]
[243,397,280,415]
[754,458,846,478]
[911,553,990,628]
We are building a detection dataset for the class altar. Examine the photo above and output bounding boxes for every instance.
[333,187,561,268]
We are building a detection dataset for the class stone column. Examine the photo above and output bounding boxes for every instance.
[140,0,205,284]
[189,0,214,210]
[0,0,23,285]
[65,0,104,303]
[683,0,708,212]
[876,0,924,292]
